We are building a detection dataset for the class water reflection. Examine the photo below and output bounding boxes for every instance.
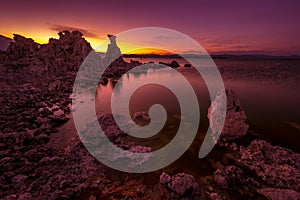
[95,59,300,152]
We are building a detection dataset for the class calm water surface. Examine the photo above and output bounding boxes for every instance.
[95,58,300,152]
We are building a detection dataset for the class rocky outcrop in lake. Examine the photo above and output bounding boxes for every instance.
[208,89,249,144]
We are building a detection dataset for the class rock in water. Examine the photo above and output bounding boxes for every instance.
[208,89,249,143]
[169,60,180,68]
[133,111,150,125]
[103,34,122,65]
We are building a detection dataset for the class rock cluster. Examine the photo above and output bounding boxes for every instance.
[38,30,93,71]
[81,113,152,171]
[4,34,40,66]
[2,31,92,72]
[76,34,139,83]
[239,139,300,192]
[159,60,180,68]
[214,165,247,189]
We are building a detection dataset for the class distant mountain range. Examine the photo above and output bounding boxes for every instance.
[123,53,300,60]
[0,35,12,51]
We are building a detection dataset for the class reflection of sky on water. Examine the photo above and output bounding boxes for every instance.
[95,59,300,151]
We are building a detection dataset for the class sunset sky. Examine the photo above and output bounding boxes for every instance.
[1,0,300,55]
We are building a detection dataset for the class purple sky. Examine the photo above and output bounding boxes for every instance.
[1,0,300,55]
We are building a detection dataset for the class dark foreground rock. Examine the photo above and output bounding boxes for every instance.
[257,188,300,200]
[239,139,300,191]
[160,172,200,199]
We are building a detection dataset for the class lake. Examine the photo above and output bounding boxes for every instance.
[94,57,300,152]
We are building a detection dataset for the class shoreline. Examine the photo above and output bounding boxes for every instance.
[0,31,299,199]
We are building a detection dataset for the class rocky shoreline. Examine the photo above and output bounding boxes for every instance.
[0,31,299,199]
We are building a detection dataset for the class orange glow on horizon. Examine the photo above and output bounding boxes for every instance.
[0,31,221,55]
[126,48,175,55]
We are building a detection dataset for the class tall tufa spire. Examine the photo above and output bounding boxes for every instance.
[104,34,122,64]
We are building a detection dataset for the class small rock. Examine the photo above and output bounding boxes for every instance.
[169,60,180,68]
[160,172,199,198]
[133,111,150,124]
[214,169,228,189]
[34,133,49,144]
[210,192,223,200]
[11,174,27,189]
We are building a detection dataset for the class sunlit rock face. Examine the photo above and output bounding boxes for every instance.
[208,89,249,143]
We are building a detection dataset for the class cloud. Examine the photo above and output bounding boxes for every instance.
[153,35,184,40]
[50,24,99,38]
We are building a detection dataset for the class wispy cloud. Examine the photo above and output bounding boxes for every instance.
[50,24,99,38]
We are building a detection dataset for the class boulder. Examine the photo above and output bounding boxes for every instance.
[214,165,246,189]
[133,111,150,124]
[160,172,200,199]
[184,63,192,67]
[208,89,248,143]
[169,60,180,68]
[239,139,300,191]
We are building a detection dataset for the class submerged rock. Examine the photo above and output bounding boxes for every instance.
[208,89,249,143]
